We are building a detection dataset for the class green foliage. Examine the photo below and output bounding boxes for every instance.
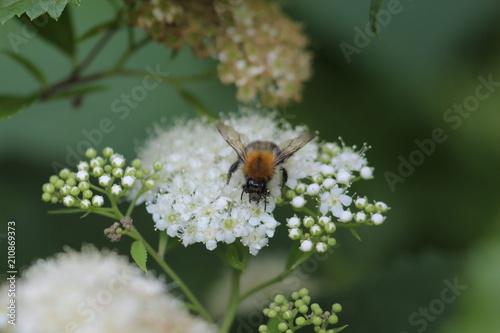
[2,49,47,86]
[0,93,37,119]
[131,240,148,273]
[369,0,383,35]
[0,0,81,25]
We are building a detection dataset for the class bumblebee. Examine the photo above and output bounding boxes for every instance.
[216,122,317,210]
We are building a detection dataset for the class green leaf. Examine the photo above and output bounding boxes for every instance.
[333,324,349,333]
[78,19,116,43]
[2,49,47,86]
[226,244,245,272]
[266,317,280,333]
[286,245,313,271]
[350,228,362,241]
[131,240,148,273]
[178,88,215,118]
[369,0,383,36]
[0,0,81,25]
[0,93,37,120]
[18,8,76,57]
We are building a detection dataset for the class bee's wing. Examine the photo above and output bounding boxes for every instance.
[216,122,250,162]
[274,132,318,165]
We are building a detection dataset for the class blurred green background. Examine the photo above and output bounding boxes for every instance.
[1,0,500,332]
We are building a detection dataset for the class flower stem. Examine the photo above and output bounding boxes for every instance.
[219,267,242,333]
[129,225,214,324]
[240,269,291,302]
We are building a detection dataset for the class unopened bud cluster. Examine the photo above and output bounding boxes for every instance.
[259,288,346,333]
[126,0,311,107]
[41,147,162,210]
[285,142,389,252]
[104,217,133,242]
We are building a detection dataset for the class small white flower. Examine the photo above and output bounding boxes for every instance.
[300,239,313,252]
[288,228,300,239]
[375,201,389,212]
[336,169,352,184]
[77,161,89,171]
[355,197,367,208]
[360,166,373,179]
[76,170,89,182]
[316,242,327,253]
[355,212,367,223]
[339,210,353,222]
[322,178,336,189]
[90,158,102,168]
[110,154,125,168]
[371,213,385,225]
[92,195,104,207]
[111,184,123,196]
[306,183,320,195]
[291,196,306,208]
[319,216,331,225]
[99,174,112,187]
[320,164,334,176]
[122,175,136,188]
[310,224,322,235]
[287,216,301,228]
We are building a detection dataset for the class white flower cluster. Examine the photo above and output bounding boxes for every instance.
[0,246,215,333]
[135,113,388,255]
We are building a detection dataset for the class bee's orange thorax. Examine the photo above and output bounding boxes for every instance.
[243,151,275,180]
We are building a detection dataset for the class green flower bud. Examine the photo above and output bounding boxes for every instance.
[312,173,324,184]
[263,308,270,316]
[298,304,308,314]
[282,310,293,320]
[312,304,323,316]
[144,179,156,189]
[327,238,337,247]
[90,157,104,168]
[54,179,65,189]
[328,314,338,324]
[295,316,306,326]
[112,168,124,178]
[267,310,277,318]
[92,167,104,177]
[78,182,90,191]
[258,325,268,333]
[278,323,288,332]
[59,168,71,179]
[49,175,59,184]
[295,183,307,194]
[125,167,136,176]
[285,189,296,200]
[302,295,311,305]
[299,288,309,297]
[274,294,285,304]
[291,291,300,300]
[294,299,304,308]
[60,185,71,195]
[70,187,80,197]
[303,216,315,228]
[324,222,336,234]
[332,303,342,313]
[85,148,97,159]
[83,190,93,199]
[312,316,323,326]
[132,159,142,169]
[80,199,91,209]
[42,192,52,202]
[310,224,322,236]
[43,183,55,193]
[151,173,160,180]
[104,165,113,173]
[63,195,75,207]
[66,178,76,187]
[365,203,375,213]
[102,147,114,158]
[50,196,58,204]
[153,161,163,172]
[135,170,145,179]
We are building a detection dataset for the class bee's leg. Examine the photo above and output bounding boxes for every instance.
[227,160,240,184]
[280,167,288,192]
